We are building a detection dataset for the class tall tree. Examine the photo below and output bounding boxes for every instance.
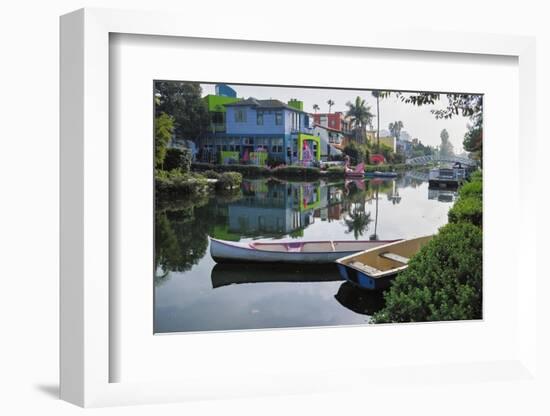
[388,121,404,141]
[155,113,174,168]
[327,99,335,113]
[439,128,454,157]
[463,112,482,161]
[345,96,374,144]
[154,81,210,142]
[313,104,320,113]
[371,91,392,153]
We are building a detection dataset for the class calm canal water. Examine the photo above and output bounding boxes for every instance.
[154,172,456,333]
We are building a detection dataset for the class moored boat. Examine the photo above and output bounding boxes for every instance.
[364,171,398,178]
[335,235,433,290]
[210,237,400,264]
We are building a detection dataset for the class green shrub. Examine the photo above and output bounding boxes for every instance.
[448,196,482,227]
[216,172,243,190]
[192,163,270,177]
[459,179,482,199]
[469,170,482,182]
[155,170,208,198]
[203,170,220,179]
[343,142,369,165]
[372,222,483,323]
[164,148,192,173]
[271,166,320,179]
[327,166,345,176]
[191,162,216,171]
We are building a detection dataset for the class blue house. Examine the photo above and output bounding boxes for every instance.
[202,96,321,165]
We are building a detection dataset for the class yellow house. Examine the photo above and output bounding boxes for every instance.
[366,131,396,152]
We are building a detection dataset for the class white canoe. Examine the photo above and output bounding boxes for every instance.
[210,237,400,264]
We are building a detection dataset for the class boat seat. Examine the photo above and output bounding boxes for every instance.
[379,252,409,264]
[350,261,381,276]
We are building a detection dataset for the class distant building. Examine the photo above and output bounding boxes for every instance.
[366,130,396,152]
[215,83,237,98]
[312,112,352,134]
[396,138,413,156]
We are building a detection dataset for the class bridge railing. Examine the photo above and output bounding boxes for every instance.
[406,155,477,167]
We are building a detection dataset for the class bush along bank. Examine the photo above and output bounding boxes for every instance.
[155,169,210,199]
[371,171,483,323]
[192,160,422,180]
[192,162,321,180]
[215,172,243,191]
[156,169,244,198]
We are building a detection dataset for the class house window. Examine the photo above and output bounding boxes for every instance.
[275,112,283,125]
[212,112,224,124]
[235,109,247,123]
[257,111,264,125]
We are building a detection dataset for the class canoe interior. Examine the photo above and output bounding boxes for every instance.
[250,240,397,253]
[337,235,433,277]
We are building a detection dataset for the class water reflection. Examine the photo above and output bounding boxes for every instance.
[211,263,343,288]
[154,172,455,332]
[428,188,458,202]
[334,282,386,315]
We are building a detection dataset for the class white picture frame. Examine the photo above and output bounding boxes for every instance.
[60,7,539,408]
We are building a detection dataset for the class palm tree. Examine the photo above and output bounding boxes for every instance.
[388,120,404,140]
[345,96,374,144]
[313,104,320,113]
[371,91,391,153]
[327,99,335,113]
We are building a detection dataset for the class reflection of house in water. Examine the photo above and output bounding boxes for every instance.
[227,180,322,236]
[428,188,458,203]
[316,183,346,222]
[385,180,402,204]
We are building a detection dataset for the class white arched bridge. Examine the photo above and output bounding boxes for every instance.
[406,155,478,167]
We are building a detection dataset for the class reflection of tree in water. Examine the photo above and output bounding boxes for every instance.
[155,195,218,285]
[334,281,385,316]
[342,181,373,239]
[344,210,373,239]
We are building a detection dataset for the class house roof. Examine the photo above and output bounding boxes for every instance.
[225,97,307,112]
[313,123,344,134]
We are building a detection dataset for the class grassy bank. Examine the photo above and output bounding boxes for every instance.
[372,171,483,323]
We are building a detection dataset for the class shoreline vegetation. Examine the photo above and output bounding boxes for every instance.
[371,171,483,323]
[155,147,430,199]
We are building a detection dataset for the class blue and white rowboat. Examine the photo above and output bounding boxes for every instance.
[335,235,433,290]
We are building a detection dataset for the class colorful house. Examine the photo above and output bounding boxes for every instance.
[312,112,352,133]
[203,94,320,165]
[312,124,344,160]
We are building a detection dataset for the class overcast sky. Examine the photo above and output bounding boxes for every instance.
[202,83,477,153]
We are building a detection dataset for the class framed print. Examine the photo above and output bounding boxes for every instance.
[60,8,539,408]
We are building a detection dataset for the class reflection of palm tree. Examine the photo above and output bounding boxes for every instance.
[369,186,380,240]
[344,209,372,239]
